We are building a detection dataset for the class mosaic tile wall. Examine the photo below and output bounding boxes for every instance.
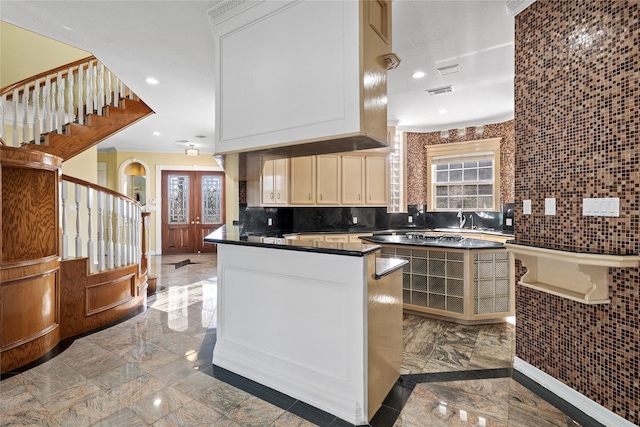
[406,120,515,206]
[515,0,639,423]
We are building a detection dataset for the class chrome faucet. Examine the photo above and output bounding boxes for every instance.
[457,208,466,228]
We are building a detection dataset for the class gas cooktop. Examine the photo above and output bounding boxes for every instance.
[404,232,463,241]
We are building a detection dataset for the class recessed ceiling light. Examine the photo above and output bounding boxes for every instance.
[194,135,207,139]
[175,139,189,143]
[144,77,159,85]
[153,131,161,136]
[412,71,426,79]
[439,109,448,114]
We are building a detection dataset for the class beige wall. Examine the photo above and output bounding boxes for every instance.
[62,146,98,183]
[97,150,239,253]
[1,21,90,88]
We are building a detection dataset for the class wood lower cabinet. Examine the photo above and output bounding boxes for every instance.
[341,155,365,205]
[289,156,316,205]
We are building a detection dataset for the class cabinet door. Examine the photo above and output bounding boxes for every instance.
[261,159,275,204]
[365,156,388,206]
[290,156,316,205]
[273,158,288,204]
[341,156,364,205]
[316,155,340,205]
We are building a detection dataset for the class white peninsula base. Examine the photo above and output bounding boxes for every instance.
[212,242,402,425]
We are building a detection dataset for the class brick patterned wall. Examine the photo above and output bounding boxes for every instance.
[406,120,515,206]
[515,0,639,423]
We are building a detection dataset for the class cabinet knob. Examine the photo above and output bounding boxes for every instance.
[190,221,195,224]
[270,192,274,200]
[308,193,311,200]
[320,194,323,201]
[277,193,280,200]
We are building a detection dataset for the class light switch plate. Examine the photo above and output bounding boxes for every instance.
[523,199,532,215]
[408,216,413,223]
[582,197,619,217]
[267,218,272,226]
[545,198,556,216]
[353,217,357,224]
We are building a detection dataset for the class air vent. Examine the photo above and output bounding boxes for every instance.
[437,64,460,76]
[426,86,454,96]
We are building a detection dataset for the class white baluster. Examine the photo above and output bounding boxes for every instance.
[97,191,105,271]
[61,181,68,260]
[33,80,41,143]
[11,88,18,147]
[87,187,94,273]
[85,66,93,116]
[115,198,122,268]
[56,71,65,134]
[120,80,126,99]
[77,63,84,125]
[22,84,30,144]
[92,63,98,115]
[113,76,120,106]
[107,194,114,270]
[67,67,74,124]
[105,69,112,107]
[75,183,82,257]
[132,205,139,263]
[0,93,6,142]
[43,75,51,133]
[122,201,129,265]
[97,62,105,115]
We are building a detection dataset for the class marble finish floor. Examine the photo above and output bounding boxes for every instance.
[1,253,585,426]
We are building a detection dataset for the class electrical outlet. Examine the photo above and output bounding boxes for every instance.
[545,198,556,216]
[267,218,272,226]
[523,200,532,215]
[408,216,413,223]
[353,217,357,224]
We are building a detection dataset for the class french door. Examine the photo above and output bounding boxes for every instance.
[161,171,225,254]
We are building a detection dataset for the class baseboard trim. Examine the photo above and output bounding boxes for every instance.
[514,357,636,427]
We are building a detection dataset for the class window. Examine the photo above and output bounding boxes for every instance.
[426,138,501,211]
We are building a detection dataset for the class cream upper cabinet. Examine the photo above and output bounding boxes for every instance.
[290,156,316,205]
[261,158,288,206]
[341,156,365,205]
[365,156,388,206]
[210,0,392,155]
[316,155,341,205]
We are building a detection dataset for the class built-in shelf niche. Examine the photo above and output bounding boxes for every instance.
[505,243,639,304]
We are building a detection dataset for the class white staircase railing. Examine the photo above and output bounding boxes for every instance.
[62,175,142,273]
[0,56,138,148]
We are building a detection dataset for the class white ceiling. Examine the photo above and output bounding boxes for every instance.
[1,0,515,155]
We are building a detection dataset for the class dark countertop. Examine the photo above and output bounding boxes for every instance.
[205,225,381,257]
[375,258,408,279]
[360,234,506,250]
[279,227,514,238]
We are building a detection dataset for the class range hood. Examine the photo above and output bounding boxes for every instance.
[208,0,396,157]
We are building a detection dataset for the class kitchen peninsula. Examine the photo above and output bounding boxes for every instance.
[204,226,406,425]
[360,232,514,324]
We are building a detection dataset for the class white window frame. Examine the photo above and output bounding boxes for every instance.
[426,138,501,212]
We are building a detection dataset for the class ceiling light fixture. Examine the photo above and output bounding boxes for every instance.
[153,131,161,136]
[185,144,199,156]
[412,71,426,79]
[439,109,448,114]
[144,77,159,85]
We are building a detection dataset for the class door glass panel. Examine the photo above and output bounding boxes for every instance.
[168,175,189,224]
[202,175,222,224]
